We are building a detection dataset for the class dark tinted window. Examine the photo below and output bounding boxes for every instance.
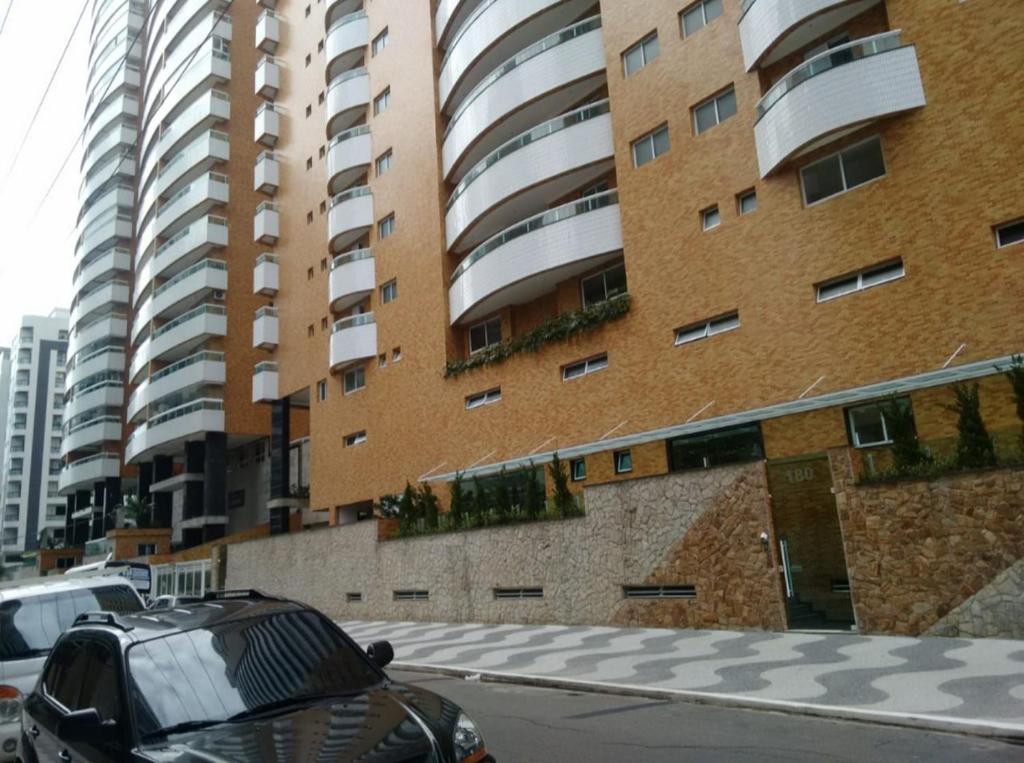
[128,610,381,739]
[42,639,92,709]
[0,585,141,660]
[667,423,765,472]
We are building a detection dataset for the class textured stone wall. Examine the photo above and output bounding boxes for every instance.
[226,463,784,630]
[831,448,1024,636]
[926,559,1024,639]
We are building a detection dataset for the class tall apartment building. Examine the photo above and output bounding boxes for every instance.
[66,0,1022,588]
[0,348,10,492]
[0,312,70,564]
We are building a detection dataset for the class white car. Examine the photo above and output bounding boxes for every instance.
[0,575,145,761]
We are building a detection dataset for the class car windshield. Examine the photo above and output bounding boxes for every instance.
[0,584,142,660]
[127,609,382,739]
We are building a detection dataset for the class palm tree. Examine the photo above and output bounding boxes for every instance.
[120,494,153,529]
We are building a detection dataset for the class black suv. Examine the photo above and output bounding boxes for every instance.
[20,591,493,762]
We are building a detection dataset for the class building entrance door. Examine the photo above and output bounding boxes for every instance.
[767,455,855,631]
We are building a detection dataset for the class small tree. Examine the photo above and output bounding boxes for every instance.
[1002,354,1024,447]
[524,466,545,519]
[374,493,401,518]
[449,474,467,530]
[120,494,152,529]
[883,397,929,473]
[398,482,416,534]
[493,468,513,523]
[418,483,440,531]
[471,477,489,527]
[948,383,997,469]
[548,452,575,517]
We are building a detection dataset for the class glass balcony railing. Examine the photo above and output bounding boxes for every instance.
[328,124,370,150]
[330,185,370,209]
[255,306,278,319]
[153,258,226,299]
[331,248,372,269]
[327,66,369,93]
[153,303,226,340]
[327,9,367,36]
[254,361,279,374]
[334,312,375,332]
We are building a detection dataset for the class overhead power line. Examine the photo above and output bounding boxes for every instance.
[0,1,15,43]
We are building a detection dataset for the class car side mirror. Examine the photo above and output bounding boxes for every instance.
[367,640,394,669]
[56,708,117,743]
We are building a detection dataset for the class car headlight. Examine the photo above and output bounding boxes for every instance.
[453,712,488,762]
[0,686,22,725]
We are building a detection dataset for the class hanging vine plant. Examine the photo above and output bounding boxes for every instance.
[444,295,631,378]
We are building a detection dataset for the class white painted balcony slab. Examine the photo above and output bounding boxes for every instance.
[65,382,124,422]
[125,399,225,464]
[137,216,228,298]
[128,352,225,423]
[328,187,373,253]
[152,89,230,173]
[449,189,622,325]
[325,0,362,29]
[77,213,133,262]
[330,313,377,371]
[73,248,131,295]
[61,417,122,457]
[72,315,128,357]
[155,172,229,243]
[255,57,280,98]
[255,104,280,147]
[144,49,231,153]
[133,305,227,380]
[80,155,136,207]
[255,153,280,194]
[442,16,606,181]
[329,249,374,312]
[252,363,279,403]
[150,259,228,326]
[327,126,371,194]
[86,62,140,123]
[254,254,279,296]
[325,11,368,82]
[85,95,138,150]
[155,130,230,201]
[68,349,125,389]
[256,10,280,54]
[59,453,121,494]
[439,0,594,114]
[82,123,137,180]
[254,205,280,244]
[161,0,232,65]
[753,33,925,177]
[739,0,881,71]
[326,68,369,139]
[76,184,133,238]
[435,0,482,46]
[253,309,279,349]
[446,100,613,253]
[71,281,130,330]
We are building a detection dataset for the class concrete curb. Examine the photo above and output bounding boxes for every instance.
[392,661,1024,743]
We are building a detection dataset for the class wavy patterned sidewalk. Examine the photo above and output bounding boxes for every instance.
[341,620,1024,738]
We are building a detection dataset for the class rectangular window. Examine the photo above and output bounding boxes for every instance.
[846,398,914,448]
[380,280,397,304]
[375,149,393,176]
[493,587,543,599]
[317,379,327,402]
[465,388,501,410]
[393,590,428,601]
[373,86,390,116]
[702,205,720,230]
[681,0,722,37]
[801,136,886,205]
[816,259,904,303]
[346,592,363,603]
[137,544,157,556]
[392,347,402,363]
[378,213,396,239]
[995,219,1024,248]
[622,32,659,76]
[372,27,389,56]
[570,458,586,482]
[344,430,367,446]
[667,423,765,471]
[581,263,627,308]
[614,450,633,474]
[694,87,736,134]
[738,189,757,215]
[344,366,365,394]
[632,125,670,167]
[468,318,501,354]
[675,311,739,346]
[563,354,608,381]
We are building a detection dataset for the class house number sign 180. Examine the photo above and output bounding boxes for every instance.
[785,466,815,483]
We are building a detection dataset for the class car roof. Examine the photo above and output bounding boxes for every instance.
[0,574,140,602]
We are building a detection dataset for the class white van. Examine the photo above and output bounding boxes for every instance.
[0,575,145,761]
[63,554,153,597]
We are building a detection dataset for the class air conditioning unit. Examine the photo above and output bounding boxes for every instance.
[213,290,226,301]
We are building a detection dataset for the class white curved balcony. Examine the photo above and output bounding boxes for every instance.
[326,68,369,139]
[131,304,227,382]
[328,187,373,253]
[156,130,230,201]
[255,102,279,147]
[252,362,279,404]
[76,211,133,262]
[133,259,228,343]
[136,215,228,298]
[325,0,362,29]
[71,281,130,330]
[256,9,280,54]
[739,0,882,71]
[325,11,368,82]
[59,452,121,494]
[127,351,226,423]
[85,95,138,151]
[442,15,606,181]
[76,183,132,234]
[72,314,129,357]
[329,249,374,312]
[326,125,371,194]
[148,89,230,178]
[254,253,279,296]
[446,99,613,253]
[255,55,280,99]
[65,381,124,423]
[155,172,229,245]
[153,0,230,75]
[253,307,279,350]
[81,154,136,207]
[255,151,279,194]
[254,202,280,245]
[86,62,141,125]
[449,189,622,325]
[146,31,231,120]
[753,32,925,177]
[68,347,126,389]
[89,35,143,92]
[125,398,225,464]
[330,313,377,371]
[439,0,594,114]
[141,48,230,154]
[435,0,485,47]
[74,248,132,295]
[62,416,122,457]
[82,123,137,181]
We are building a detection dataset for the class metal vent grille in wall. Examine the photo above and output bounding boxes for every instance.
[623,585,697,599]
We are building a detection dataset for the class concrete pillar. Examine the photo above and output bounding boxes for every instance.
[152,456,173,528]
[204,432,227,518]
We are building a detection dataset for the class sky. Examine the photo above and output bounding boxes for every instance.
[0,1,90,346]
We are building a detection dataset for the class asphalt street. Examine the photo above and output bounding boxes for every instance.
[391,670,1024,762]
